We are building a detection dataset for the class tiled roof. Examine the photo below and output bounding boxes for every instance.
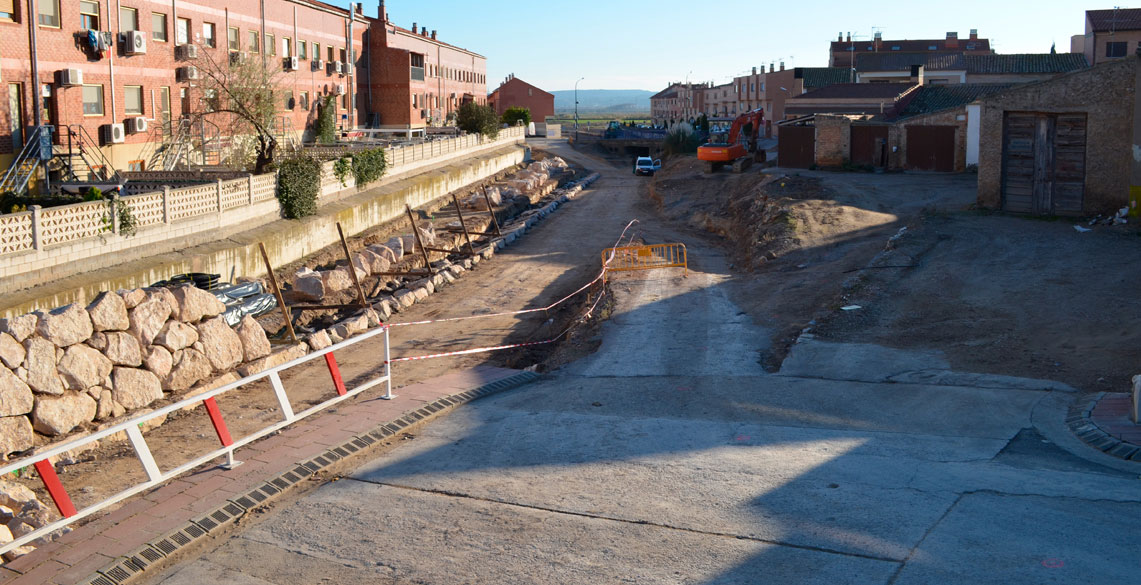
[793,83,917,100]
[964,54,1089,74]
[1087,8,1141,32]
[855,52,966,72]
[831,39,991,53]
[801,68,851,88]
[651,85,681,99]
[896,84,1013,118]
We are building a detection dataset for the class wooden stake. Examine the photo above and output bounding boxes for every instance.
[451,193,476,255]
[483,187,502,237]
[405,205,434,273]
[336,222,369,308]
[259,242,298,343]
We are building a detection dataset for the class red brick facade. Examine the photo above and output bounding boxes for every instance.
[0,0,486,170]
[487,76,554,123]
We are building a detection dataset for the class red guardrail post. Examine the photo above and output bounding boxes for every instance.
[325,353,348,396]
[33,460,77,518]
[203,397,234,446]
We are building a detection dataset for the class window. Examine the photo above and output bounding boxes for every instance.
[203,88,217,112]
[176,17,189,44]
[284,90,293,109]
[0,0,15,22]
[40,84,51,124]
[283,37,291,58]
[127,160,144,172]
[248,30,259,53]
[299,91,309,110]
[158,86,170,134]
[313,42,320,61]
[38,0,59,27]
[326,45,333,62]
[265,33,274,56]
[227,26,239,51]
[79,1,99,29]
[1107,41,1128,58]
[298,40,307,60]
[151,12,166,42]
[339,47,346,63]
[124,85,143,115]
[119,6,137,31]
[203,22,216,48]
[82,84,104,116]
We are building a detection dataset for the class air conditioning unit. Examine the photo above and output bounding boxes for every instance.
[229,51,248,66]
[335,84,345,96]
[127,117,147,134]
[123,30,147,55]
[104,123,126,144]
[284,56,299,70]
[312,59,324,72]
[344,63,353,75]
[177,44,198,60]
[334,61,344,74]
[58,68,83,86]
[177,65,199,81]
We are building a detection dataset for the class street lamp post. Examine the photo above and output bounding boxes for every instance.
[574,77,584,141]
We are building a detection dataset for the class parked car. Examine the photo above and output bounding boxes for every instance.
[634,156,662,176]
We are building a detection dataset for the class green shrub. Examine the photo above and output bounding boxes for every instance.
[502,106,531,126]
[316,95,338,144]
[333,156,352,187]
[663,122,700,155]
[276,154,322,219]
[84,187,104,201]
[457,102,500,139]
[352,147,387,187]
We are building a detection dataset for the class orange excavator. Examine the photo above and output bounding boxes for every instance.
[696,108,767,173]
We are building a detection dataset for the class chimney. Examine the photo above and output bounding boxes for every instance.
[769,63,775,73]
[355,3,362,14]
[431,30,437,40]
[412,23,418,34]
[779,61,785,71]
[910,64,925,85]
[874,31,882,51]
[946,31,959,49]
[838,32,843,42]
[969,29,978,40]
[846,32,851,43]
[752,66,757,75]
[379,0,386,21]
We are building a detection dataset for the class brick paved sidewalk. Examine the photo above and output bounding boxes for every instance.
[0,366,535,585]
[1069,392,1141,461]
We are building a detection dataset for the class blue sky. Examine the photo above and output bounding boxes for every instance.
[335,1,1091,92]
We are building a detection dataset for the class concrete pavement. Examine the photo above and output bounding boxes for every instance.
[145,140,1141,585]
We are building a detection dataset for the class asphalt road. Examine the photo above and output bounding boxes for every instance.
[146,140,1141,585]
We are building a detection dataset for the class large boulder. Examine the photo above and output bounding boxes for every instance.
[306,329,332,351]
[102,332,142,367]
[0,368,33,417]
[94,389,117,420]
[143,287,180,316]
[164,348,213,393]
[170,285,226,323]
[57,345,113,391]
[111,367,162,410]
[0,417,33,456]
[360,249,392,275]
[22,337,63,396]
[154,321,199,352]
[86,331,108,351]
[235,316,271,362]
[0,334,24,370]
[32,392,97,436]
[35,304,93,348]
[86,291,130,332]
[0,315,37,343]
[128,298,173,345]
[322,268,354,293]
[293,274,325,302]
[384,236,404,259]
[0,478,57,529]
[144,346,173,379]
[368,244,399,264]
[196,317,244,371]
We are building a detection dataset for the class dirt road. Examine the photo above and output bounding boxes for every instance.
[144,140,1141,585]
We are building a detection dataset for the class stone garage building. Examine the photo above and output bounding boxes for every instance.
[975,56,1140,215]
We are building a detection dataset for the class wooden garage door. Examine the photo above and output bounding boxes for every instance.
[778,126,815,169]
[1001,113,1086,215]
[851,125,888,167]
[906,126,956,172]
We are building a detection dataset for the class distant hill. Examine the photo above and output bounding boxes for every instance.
[552,89,653,114]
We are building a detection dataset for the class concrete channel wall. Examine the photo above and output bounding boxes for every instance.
[0,144,527,319]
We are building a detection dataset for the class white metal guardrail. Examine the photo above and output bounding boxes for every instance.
[0,325,392,556]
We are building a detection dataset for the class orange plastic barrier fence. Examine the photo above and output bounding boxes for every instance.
[601,243,688,277]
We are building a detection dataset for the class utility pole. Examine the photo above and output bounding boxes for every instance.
[574,77,584,141]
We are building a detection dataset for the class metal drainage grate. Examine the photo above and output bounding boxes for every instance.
[99,561,132,582]
[353,435,375,447]
[332,446,350,458]
[194,515,220,533]
[291,464,313,478]
[183,522,207,539]
[79,573,118,585]
[341,441,360,454]
[230,495,258,510]
[149,537,178,557]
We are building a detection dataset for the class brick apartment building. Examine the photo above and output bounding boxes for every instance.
[1080,8,1141,66]
[487,74,554,123]
[650,82,707,127]
[0,0,485,174]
